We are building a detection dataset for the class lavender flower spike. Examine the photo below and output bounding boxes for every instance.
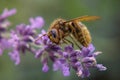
[70,44,106,78]
[8,16,44,65]
[35,30,106,78]
[35,31,62,72]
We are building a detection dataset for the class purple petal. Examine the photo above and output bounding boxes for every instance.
[81,44,95,57]
[42,63,49,72]
[0,39,10,56]
[88,44,95,53]
[8,50,20,65]
[93,51,102,57]
[64,45,73,53]
[70,57,78,64]
[53,60,61,71]
[62,64,70,76]
[82,57,96,67]
[1,8,16,19]
[8,32,20,48]
[81,68,90,78]
[75,61,81,67]
[0,39,11,49]
[41,57,49,72]
[59,58,66,64]
[50,45,61,52]
[29,16,44,29]
[23,36,33,42]
[16,24,26,35]
[81,47,90,57]
[70,50,78,58]
[96,64,107,71]
[39,35,50,45]
[76,64,83,77]
[3,39,11,48]
[35,49,44,58]
[0,48,3,56]
[63,52,69,58]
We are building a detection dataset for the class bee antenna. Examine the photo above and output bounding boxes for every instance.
[35,34,47,43]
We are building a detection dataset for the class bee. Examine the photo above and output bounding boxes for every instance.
[37,16,100,48]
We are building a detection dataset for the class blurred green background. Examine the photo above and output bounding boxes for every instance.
[0,0,120,80]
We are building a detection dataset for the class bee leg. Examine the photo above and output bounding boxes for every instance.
[63,38,74,48]
[69,35,82,50]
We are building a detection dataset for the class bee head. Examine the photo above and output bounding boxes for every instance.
[48,29,59,44]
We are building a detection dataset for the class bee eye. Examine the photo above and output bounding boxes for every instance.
[51,30,57,38]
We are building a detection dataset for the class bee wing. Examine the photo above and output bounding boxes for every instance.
[64,16,100,23]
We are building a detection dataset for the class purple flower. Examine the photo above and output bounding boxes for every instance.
[8,16,44,65]
[69,44,106,78]
[35,32,62,72]
[35,32,107,78]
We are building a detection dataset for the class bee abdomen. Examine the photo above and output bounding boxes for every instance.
[80,27,91,47]
[73,25,91,47]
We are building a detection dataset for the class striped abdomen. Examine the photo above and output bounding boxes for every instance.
[72,22,91,47]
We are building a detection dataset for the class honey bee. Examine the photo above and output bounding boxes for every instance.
[37,16,100,48]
